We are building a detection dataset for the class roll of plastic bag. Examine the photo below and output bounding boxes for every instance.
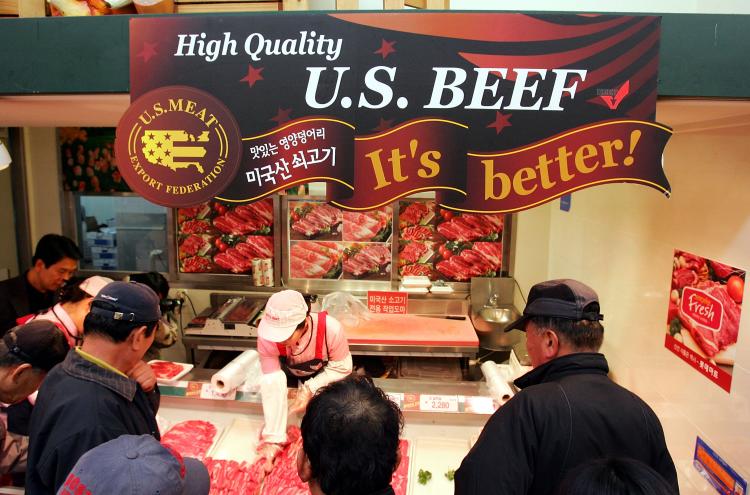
[211,350,260,394]
[481,360,514,403]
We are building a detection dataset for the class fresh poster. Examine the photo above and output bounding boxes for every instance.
[665,250,745,392]
[177,198,274,274]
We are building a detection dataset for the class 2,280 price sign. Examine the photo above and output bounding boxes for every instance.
[419,394,459,413]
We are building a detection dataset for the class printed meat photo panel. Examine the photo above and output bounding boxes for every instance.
[665,249,745,392]
[177,198,275,275]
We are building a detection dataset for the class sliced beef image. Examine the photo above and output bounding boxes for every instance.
[343,209,390,242]
[292,204,343,238]
[399,242,429,265]
[214,249,254,274]
[679,281,740,357]
[401,225,434,241]
[290,241,341,279]
[344,244,391,278]
[235,236,274,259]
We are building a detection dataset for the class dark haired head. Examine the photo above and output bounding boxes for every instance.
[32,234,81,267]
[529,308,604,352]
[58,277,90,304]
[129,272,170,300]
[557,457,677,495]
[301,375,403,495]
[84,302,157,343]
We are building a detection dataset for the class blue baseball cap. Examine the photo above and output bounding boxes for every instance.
[57,434,210,495]
[90,281,161,324]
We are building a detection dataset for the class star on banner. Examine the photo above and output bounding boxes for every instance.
[374,39,396,59]
[487,111,512,134]
[271,108,292,125]
[137,42,158,63]
[240,64,264,88]
[372,117,394,132]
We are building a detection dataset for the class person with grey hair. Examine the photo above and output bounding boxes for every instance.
[455,279,678,495]
[0,320,69,474]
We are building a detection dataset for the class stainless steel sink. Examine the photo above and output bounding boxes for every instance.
[470,304,523,350]
[479,307,515,324]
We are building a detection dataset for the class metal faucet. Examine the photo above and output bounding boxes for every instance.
[485,292,499,308]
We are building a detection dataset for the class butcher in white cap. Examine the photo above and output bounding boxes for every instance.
[256,289,352,472]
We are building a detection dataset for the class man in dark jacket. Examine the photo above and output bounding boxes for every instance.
[0,234,81,334]
[26,281,161,494]
[455,279,678,495]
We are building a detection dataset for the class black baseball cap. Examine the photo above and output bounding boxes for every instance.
[3,320,69,371]
[505,279,604,332]
[89,281,161,324]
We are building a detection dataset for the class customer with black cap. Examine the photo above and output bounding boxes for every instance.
[455,279,678,495]
[26,281,162,494]
[0,320,68,474]
[57,434,210,495]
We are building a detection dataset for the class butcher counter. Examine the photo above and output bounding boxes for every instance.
[157,370,497,495]
[182,293,480,365]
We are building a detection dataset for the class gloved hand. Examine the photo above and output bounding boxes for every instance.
[256,442,284,473]
[288,384,312,417]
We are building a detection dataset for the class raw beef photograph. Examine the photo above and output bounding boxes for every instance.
[436,210,503,242]
[343,243,392,280]
[399,263,434,278]
[400,225,436,241]
[434,241,503,281]
[178,199,275,274]
[178,234,212,260]
[290,241,342,279]
[161,420,219,461]
[290,201,343,240]
[398,241,433,265]
[665,249,745,392]
[181,256,215,273]
[343,206,392,242]
[398,200,435,229]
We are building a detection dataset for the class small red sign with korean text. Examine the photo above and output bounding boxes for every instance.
[368,291,408,315]
[665,249,745,393]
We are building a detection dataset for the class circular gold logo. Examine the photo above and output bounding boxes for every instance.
[115,86,242,207]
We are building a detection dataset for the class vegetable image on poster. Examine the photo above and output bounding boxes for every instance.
[665,249,745,392]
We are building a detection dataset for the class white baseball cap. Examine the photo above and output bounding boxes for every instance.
[79,276,114,298]
[258,290,308,343]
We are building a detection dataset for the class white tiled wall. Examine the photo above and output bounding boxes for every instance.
[513,114,750,493]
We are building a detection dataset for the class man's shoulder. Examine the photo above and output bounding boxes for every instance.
[0,275,23,293]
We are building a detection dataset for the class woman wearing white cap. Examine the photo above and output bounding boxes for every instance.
[18,275,112,348]
[256,289,353,470]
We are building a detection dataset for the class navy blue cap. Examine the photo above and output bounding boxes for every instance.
[90,281,161,324]
[505,279,604,332]
[57,434,209,495]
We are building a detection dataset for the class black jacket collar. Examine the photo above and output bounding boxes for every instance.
[514,352,609,390]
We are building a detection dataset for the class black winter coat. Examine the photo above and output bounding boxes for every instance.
[26,350,160,494]
[455,353,678,495]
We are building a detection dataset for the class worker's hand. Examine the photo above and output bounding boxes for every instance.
[288,384,312,417]
[129,360,157,393]
[256,442,284,473]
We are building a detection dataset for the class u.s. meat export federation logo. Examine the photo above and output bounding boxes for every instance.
[115,86,242,207]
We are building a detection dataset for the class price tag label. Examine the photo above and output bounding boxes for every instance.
[199,383,237,401]
[386,392,404,407]
[419,394,459,413]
